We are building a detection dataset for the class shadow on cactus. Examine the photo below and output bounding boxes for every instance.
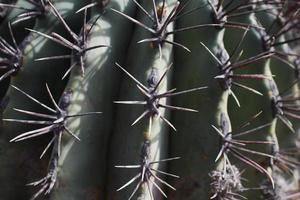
[0,22,23,81]
[270,83,300,133]
[3,84,101,199]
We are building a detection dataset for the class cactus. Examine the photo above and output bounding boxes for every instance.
[0,0,300,199]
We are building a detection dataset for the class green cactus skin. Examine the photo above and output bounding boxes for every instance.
[105,0,176,198]
[254,6,300,199]
[49,0,137,199]
[0,0,37,100]
[222,11,276,199]
[167,1,232,199]
[0,0,35,40]
[0,0,90,199]
[1,1,300,200]
[0,0,16,21]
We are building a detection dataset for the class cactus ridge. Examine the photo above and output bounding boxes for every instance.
[200,38,273,107]
[208,0,276,30]
[27,2,110,79]
[4,84,101,144]
[114,62,206,131]
[0,0,52,24]
[115,140,180,199]
[1,0,300,199]
[212,112,275,187]
[2,83,101,199]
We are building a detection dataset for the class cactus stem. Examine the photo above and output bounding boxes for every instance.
[271,146,300,173]
[0,22,23,81]
[210,156,246,199]
[0,3,32,12]
[115,62,206,131]
[115,140,179,199]
[4,84,101,145]
[111,0,228,54]
[267,8,300,40]
[27,2,109,78]
[0,0,51,24]
[212,113,275,187]
[208,0,270,30]
[269,85,300,133]
[27,132,59,200]
[201,36,273,105]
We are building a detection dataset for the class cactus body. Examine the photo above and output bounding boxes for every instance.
[0,0,300,200]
